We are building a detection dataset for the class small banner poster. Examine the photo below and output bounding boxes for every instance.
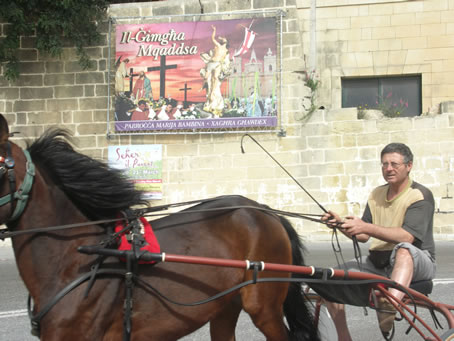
[114,17,278,132]
[108,145,163,200]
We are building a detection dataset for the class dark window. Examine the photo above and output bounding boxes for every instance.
[342,75,421,117]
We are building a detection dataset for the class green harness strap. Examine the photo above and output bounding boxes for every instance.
[0,150,35,221]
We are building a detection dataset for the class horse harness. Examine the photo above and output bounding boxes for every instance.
[0,143,363,341]
[0,142,35,222]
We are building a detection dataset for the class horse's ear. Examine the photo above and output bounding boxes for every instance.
[0,114,10,144]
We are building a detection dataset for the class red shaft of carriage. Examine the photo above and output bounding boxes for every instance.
[78,244,454,341]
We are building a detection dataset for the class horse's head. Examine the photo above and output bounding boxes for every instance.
[0,114,35,224]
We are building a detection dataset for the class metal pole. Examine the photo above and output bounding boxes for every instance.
[310,0,317,71]
[106,18,113,138]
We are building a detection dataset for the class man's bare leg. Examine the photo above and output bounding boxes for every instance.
[377,247,414,335]
[389,247,414,301]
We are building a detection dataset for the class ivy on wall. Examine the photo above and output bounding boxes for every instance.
[0,0,164,80]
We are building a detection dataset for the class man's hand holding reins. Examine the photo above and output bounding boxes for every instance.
[321,211,370,242]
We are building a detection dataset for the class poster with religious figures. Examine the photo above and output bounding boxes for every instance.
[108,145,163,200]
[114,17,278,132]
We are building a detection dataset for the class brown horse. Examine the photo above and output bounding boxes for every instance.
[0,114,319,341]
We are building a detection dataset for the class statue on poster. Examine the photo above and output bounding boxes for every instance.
[200,25,232,117]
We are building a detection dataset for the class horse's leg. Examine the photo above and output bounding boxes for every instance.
[209,297,242,341]
[241,282,290,341]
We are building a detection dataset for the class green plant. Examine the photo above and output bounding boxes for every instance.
[376,92,408,118]
[301,69,320,118]
[305,70,320,92]
[357,104,368,119]
[0,0,111,81]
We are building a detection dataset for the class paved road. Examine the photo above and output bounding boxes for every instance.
[1,241,453,340]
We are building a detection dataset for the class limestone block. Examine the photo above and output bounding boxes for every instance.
[423,0,449,11]
[348,40,378,53]
[379,39,402,51]
[325,147,359,162]
[20,87,53,100]
[376,117,412,131]
[280,136,307,151]
[14,100,46,112]
[354,52,373,68]
[325,108,357,121]
[47,99,78,111]
[9,125,44,139]
[84,85,95,97]
[321,175,349,188]
[65,61,97,73]
[77,123,108,135]
[361,27,372,40]
[301,122,330,136]
[253,0,284,9]
[285,19,299,33]
[218,0,252,12]
[351,15,390,29]
[361,109,383,120]
[108,4,140,17]
[79,98,107,110]
[344,160,379,174]
[74,111,94,123]
[402,36,427,49]
[447,114,454,126]
[342,134,357,147]
[423,158,443,170]
[330,120,364,134]
[372,51,389,66]
[359,146,379,160]
[83,148,103,159]
[421,23,447,36]
[357,132,389,146]
[434,212,454,227]
[308,135,343,149]
[440,101,454,113]
[76,72,105,85]
[308,162,344,176]
[391,13,416,27]
[182,1,202,15]
[340,54,357,68]
[283,32,303,46]
[28,112,61,124]
[17,49,38,62]
[0,88,19,100]
[372,27,396,40]
[44,74,75,86]
[45,61,64,73]
[10,75,42,87]
[18,62,45,74]
[54,86,84,99]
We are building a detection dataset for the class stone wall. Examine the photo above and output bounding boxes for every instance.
[1,0,454,242]
[296,0,454,114]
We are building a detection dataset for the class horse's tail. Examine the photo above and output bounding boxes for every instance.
[279,215,320,341]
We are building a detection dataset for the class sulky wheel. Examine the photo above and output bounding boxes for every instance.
[441,328,454,341]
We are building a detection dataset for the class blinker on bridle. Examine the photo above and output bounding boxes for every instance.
[0,142,35,222]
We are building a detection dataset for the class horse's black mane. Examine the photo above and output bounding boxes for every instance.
[27,128,146,220]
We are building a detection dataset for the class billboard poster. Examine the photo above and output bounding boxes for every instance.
[108,145,163,200]
[113,17,278,132]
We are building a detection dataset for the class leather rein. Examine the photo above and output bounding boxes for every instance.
[0,141,357,340]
